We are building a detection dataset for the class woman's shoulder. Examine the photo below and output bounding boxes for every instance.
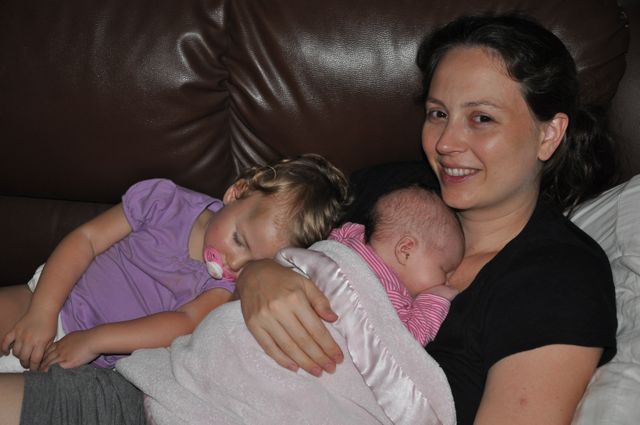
[476,199,613,304]
[508,199,610,272]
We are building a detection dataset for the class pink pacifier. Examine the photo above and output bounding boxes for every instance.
[204,246,236,280]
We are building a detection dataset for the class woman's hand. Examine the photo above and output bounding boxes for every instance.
[237,259,343,376]
[40,330,100,371]
[1,309,58,371]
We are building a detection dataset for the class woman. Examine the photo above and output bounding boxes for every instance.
[0,14,617,425]
[237,15,617,425]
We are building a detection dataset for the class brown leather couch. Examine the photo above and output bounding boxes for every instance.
[0,0,638,287]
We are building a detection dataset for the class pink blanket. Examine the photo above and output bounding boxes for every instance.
[116,241,455,425]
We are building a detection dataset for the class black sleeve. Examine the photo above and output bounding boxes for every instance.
[481,242,617,370]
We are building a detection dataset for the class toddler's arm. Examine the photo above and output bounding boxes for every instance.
[397,285,458,346]
[40,287,233,370]
[1,204,131,370]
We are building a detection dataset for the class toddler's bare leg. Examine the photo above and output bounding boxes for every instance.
[0,373,25,425]
[0,285,32,342]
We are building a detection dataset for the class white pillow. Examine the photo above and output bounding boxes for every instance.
[570,174,640,424]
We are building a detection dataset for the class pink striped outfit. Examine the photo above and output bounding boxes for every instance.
[328,222,450,346]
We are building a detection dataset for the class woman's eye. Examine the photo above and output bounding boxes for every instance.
[472,114,493,124]
[427,109,447,121]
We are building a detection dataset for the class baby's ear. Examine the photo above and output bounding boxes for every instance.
[222,179,249,204]
[394,235,416,265]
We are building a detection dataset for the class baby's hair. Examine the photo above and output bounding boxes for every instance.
[237,153,352,247]
[366,184,463,254]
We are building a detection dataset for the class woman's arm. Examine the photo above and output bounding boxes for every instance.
[474,344,601,425]
[40,287,233,370]
[236,259,343,376]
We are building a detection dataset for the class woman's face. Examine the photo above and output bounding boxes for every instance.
[421,46,559,216]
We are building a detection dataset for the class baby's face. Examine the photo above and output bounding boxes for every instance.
[403,244,462,297]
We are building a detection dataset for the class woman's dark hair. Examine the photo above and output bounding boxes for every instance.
[416,14,617,213]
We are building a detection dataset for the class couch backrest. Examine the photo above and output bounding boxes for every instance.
[0,0,633,284]
[611,2,640,178]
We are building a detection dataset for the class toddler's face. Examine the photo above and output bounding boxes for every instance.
[203,192,289,280]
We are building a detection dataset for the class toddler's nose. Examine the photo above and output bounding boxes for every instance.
[227,252,250,272]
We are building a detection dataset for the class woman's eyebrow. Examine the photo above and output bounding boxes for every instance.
[463,100,502,109]
[425,97,444,106]
[426,98,502,110]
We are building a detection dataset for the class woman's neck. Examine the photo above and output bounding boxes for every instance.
[460,192,538,257]
[448,194,538,292]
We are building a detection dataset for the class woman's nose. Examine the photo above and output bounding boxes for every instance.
[435,120,465,155]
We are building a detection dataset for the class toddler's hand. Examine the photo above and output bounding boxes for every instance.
[41,330,99,371]
[1,310,58,370]
[423,284,459,302]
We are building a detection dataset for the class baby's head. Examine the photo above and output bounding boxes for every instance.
[366,185,464,297]
[204,154,352,280]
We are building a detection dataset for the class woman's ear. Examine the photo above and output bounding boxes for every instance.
[394,235,417,265]
[538,112,569,161]
[222,179,248,204]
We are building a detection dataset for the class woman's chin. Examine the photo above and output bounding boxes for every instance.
[440,192,474,211]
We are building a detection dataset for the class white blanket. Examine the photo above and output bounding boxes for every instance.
[116,240,455,425]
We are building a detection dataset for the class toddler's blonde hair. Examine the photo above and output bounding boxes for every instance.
[237,154,352,247]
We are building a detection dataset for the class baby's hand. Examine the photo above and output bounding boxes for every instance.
[423,284,459,302]
[41,330,99,371]
[1,310,58,370]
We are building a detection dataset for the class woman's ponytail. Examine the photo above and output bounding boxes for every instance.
[541,106,618,214]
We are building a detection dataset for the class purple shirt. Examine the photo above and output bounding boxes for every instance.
[59,179,235,368]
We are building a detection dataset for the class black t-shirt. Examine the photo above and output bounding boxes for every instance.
[426,199,617,425]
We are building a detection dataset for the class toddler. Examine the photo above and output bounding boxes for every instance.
[0,154,350,370]
[329,184,463,345]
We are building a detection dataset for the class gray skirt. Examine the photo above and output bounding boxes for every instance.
[21,365,146,425]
